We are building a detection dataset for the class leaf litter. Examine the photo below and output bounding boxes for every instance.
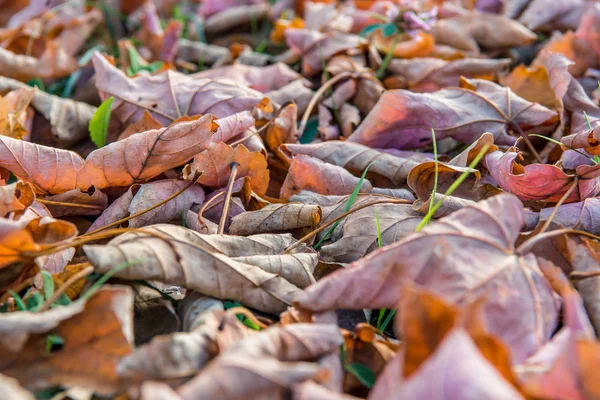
[2,0,600,398]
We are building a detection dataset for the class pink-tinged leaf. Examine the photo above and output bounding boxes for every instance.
[294,194,559,362]
[211,111,256,144]
[379,329,524,400]
[387,57,511,92]
[485,149,600,203]
[92,52,265,129]
[285,29,367,77]
[280,155,373,199]
[348,78,558,149]
[192,63,308,93]
[539,198,600,234]
[197,0,266,17]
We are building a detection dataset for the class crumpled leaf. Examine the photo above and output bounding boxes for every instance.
[485,148,600,203]
[183,142,269,196]
[0,77,96,145]
[0,88,33,139]
[192,63,308,93]
[294,194,559,362]
[92,52,265,130]
[232,253,317,289]
[83,224,303,313]
[0,286,134,395]
[176,324,343,400]
[387,57,512,92]
[0,114,215,194]
[42,187,107,217]
[431,6,536,53]
[282,141,418,188]
[0,41,77,82]
[348,78,558,149]
[229,203,321,237]
[285,28,367,76]
[87,179,204,231]
[0,181,34,218]
[281,155,373,199]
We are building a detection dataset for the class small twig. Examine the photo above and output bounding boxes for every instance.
[225,306,269,329]
[570,270,600,280]
[218,162,240,234]
[298,71,356,137]
[84,171,202,236]
[198,191,225,227]
[0,275,37,305]
[517,229,600,255]
[37,265,95,312]
[538,178,579,234]
[282,198,411,254]
[511,122,543,164]
[37,199,105,210]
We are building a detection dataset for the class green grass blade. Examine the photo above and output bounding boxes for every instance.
[345,363,375,388]
[380,309,396,332]
[80,260,139,301]
[376,34,399,79]
[530,134,597,164]
[415,144,491,232]
[429,129,439,214]
[41,271,54,301]
[89,96,114,148]
[374,207,382,249]
[9,290,26,311]
[314,161,376,249]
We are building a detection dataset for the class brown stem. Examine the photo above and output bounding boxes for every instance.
[197,191,225,227]
[282,198,411,254]
[37,264,95,312]
[37,199,105,210]
[538,178,579,234]
[511,122,543,164]
[517,228,600,255]
[570,270,600,280]
[84,171,202,236]
[298,71,355,137]
[218,162,240,234]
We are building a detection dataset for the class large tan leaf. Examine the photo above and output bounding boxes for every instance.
[347,78,559,149]
[92,53,265,129]
[176,324,343,400]
[0,77,96,146]
[0,115,215,194]
[282,141,418,187]
[83,225,303,313]
[0,286,134,395]
[294,194,559,362]
[0,42,77,82]
[232,253,317,289]
[228,203,321,236]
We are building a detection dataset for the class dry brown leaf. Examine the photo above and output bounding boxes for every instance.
[118,110,163,141]
[431,8,536,53]
[228,203,321,236]
[283,141,419,188]
[0,114,215,194]
[0,181,34,218]
[0,41,77,82]
[0,77,96,146]
[92,52,266,130]
[231,253,317,289]
[83,225,303,313]
[0,373,34,400]
[87,179,204,231]
[265,102,299,154]
[294,194,559,362]
[0,286,134,395]
[281,155,373,199]
[42,187,107,217]
[176,324,342,400]
[183,142,269,196]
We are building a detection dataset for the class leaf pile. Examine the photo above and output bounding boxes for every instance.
[1,0,600,399]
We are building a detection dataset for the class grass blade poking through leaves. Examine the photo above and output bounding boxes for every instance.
[314,162,376,249]
[415,143,491,231]
[89,96,114,148]
[429,129,439,214]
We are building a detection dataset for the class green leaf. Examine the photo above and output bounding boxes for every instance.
[88,96,114,148]
[45,334,64,353]
[127,46,143,75]
[429,129,439,214]
[9,290,26,311]
[27,78,45,91]
[52,293,71,307]
[80,259,139,301]
[359,23,383,37]
[26,291,44,312]
[300,116,319,144]
[345,363,375,388]
[381,23,399,38]
[41,270,54,301]
[374,207,382,249]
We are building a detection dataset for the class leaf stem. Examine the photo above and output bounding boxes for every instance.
[218,162,240,234]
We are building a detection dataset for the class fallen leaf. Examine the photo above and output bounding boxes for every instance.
[0,373,34,400]
[347,78,559,149]
[281,155,373,199]
[42,187,107,217]
[0,41,77,82]
[0,286,134,395]
[83,225,303,313]
[294,194,559,362]
[0,181,34,218]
